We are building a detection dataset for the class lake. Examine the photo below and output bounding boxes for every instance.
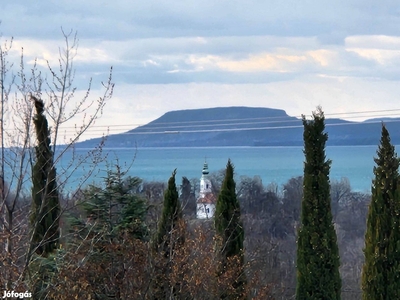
[55,146,378,193]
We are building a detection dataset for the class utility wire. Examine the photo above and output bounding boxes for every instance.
[56,111,400,135]
[64,118,400,136]
[7,107,400,135]
[46,107,400,130]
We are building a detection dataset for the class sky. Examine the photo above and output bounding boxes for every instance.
[1,1,400,142]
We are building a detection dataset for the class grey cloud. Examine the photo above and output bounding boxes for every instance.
[111,36,322,61]
[115,69,300,85]
[3,0,400,41]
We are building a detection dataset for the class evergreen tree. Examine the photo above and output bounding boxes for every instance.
[388,185,400,298]
[28,97,61,299]
[81,166,148,240]
[180,176,196,216]
[67,166,148,298]
[214,159,247,299]
[154,169,183,250]
[362,124,400,299]
[152,169,184,298]
[30,96,60,256]
[296,108,341,300]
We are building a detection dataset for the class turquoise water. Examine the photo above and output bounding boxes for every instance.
[54,146,377,193]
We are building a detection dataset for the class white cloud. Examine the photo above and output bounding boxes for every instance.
[345,35,400,49]
[213,53,308,73]
[346,48,400,65]
[307,49,338,67]
[345,35,400,65]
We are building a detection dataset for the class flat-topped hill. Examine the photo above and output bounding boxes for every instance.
[77,107,400,148]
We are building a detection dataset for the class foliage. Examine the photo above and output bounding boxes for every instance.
[362,124,400,299]
[296,108,341,300]
[0,29,114,295]
[46,232,151,299]
[214,159,247,299]
[238,175,285,238]
[81,165,148,240]
[59,165,149,298]
[28,250,63,299]
[0,170,372,299]
[151,169,185,299]
[180,176,196,216]
[153,169,183,250]
[30,96,60,257]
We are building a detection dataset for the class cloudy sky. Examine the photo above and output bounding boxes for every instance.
[1,1,400,141]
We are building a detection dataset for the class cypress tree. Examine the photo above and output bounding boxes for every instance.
[296,108,341,300]
[154,169,183,250]
[388,184,400,298]
[152,169,184,299]
[362,124,400,299]
[30,96,60,256]
[214,159,246,299]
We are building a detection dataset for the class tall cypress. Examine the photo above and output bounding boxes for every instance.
[214,159,246,299]
[152,169,184,299]
[388,185,400,298]
[154,169,183,250]
[30,96,60,256]
[362,124,400,299]
[296,108,341,300]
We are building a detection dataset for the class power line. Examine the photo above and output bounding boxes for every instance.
[5,107,400,136]
[56,111,400,134]
[77,118,400,136]
[48,107,400,130]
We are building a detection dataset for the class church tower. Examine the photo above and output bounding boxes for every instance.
[196,162,216,219]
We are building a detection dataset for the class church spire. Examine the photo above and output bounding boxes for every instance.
[197,161,216,219]
[202,161,209,175]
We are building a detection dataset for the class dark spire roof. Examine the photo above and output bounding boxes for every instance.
[202,162,209,175]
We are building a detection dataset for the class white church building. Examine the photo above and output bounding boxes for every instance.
[196,162,216,219]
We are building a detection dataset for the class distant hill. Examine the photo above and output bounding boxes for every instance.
[77,107,400,148]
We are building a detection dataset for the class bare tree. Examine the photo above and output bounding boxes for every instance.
[0,36,35,291]
[24,30,114,294]
[0,29,114,293]
[330,177,351,220]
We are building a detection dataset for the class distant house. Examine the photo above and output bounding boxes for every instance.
[196,162,216,219]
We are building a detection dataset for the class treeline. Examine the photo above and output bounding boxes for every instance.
[0,157,370,299]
